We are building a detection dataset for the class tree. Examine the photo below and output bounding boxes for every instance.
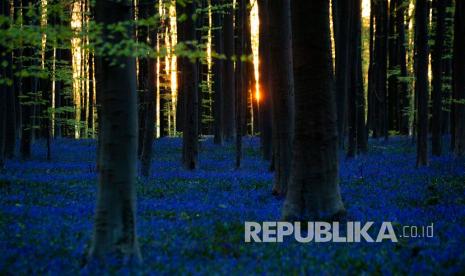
[373,0,388,139]
[212,0,224,145]
[87,0,141,264]
[453,0,465,156]
[282,0,345,220]
[221,0,235,142]
[396,0,409,135]
[180,0,199,170]
[333,0,352,148]
[431,0,446,156]
[415,0,429,167]
[258,0,272,161]
[140,0,157,177]
[268,0,294,196]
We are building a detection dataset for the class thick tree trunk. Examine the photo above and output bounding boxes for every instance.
[431,0,446,156]
[181,2,199,170]
[88,0,141,264]
[212,0,224,145]
[258,0,272,161]
[283,0,345,221]
[415,0,429,167]
[222,0,235,142]
[268,0,294,196]
[453,0,465,156]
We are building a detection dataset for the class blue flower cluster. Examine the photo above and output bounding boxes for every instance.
[0,137,464,274]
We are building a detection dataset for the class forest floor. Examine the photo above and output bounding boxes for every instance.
[1,137,465,274]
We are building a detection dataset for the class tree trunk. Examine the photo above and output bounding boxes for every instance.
[87,0,141,264]
[397,0,409,135]
[212,0,224,145]
[283,0,345,221]
[258,0,272,161]
[453,0,465,156]
[415,0,429,167]
[141,0,157,177]
[269,0,294,196]
[222,0,235,142]
[388,0,399,132]
[431,0,446,156]
[19,0,33,160]
[181,1,199,170]
[333,0,351,149]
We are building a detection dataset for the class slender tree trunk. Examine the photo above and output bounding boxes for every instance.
[269,0,294,196]
[388,0,398,132]
[283,0,345,221]
[397,0,409,135]
[181,1,199,170]
[212,0,224,145]
[367,0,375,138]
[415,0,429,167]
[431,0,445,156]
[235,0,245,169]
[333,0,351,148]
[87,0,141,264]
[453,0,465,156]
[258,0,272,161]
[141,0,156,177]
[20,0,33,160]
[222,0,235,142]
[347,0,357,158]
[2,0,15,160]
[374,0,389,140]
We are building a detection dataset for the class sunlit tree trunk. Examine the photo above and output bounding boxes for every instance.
[258,0,272,161]
[283,0,345,221]
[180,1,199,170]
[388,0,399,132]
[268,0,294,196]
[415,0,429,167]
[88,0,141,264]
[453,0,465,156]
[431,0,446,156]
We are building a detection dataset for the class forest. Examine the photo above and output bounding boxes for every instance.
[0,0,465,274]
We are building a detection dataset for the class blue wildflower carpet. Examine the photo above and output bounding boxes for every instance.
[1,137,464,274]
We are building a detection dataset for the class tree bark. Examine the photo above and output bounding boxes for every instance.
[431,0,446,156]
[181,1,199,170]
[88,0,141,264]
[333,0,351,149]
[415,0,429,166]
[212,0,224,145]
[222,0,236,142]
[453,0,465,156]
[397,0,409,135]
[268,0,294,196]
[141,0,156,177]
[283,0,345,221]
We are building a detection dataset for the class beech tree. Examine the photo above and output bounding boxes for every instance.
[268,0,294,196]
[87,0,141,264]
[431,0,446,156]
[180,0,199,170]
[415,0,429,167]
[283,0,345,220]
[453,0,465,156]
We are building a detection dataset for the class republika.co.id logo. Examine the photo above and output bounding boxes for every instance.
[244,221,434,243]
